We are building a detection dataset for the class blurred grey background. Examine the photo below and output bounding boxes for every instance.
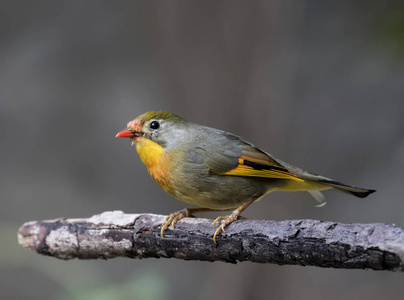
[2,1,404,299]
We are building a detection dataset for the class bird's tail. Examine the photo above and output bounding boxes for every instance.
[318,178,375,198]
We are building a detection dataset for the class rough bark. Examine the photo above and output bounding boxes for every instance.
[18,211,404,271]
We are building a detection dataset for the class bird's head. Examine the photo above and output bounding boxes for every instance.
[116,111,187,149]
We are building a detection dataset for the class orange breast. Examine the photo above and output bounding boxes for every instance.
[134,137,172,190]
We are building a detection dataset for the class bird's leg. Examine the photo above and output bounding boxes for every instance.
[213,197,257,243]
[161,207,216,238]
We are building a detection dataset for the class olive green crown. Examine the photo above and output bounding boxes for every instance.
[137,111,186,123]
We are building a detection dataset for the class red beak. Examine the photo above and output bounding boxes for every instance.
[116,129,136,138]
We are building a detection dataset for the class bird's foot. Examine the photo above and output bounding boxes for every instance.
[161,209,193,238]
[212,211,241,244]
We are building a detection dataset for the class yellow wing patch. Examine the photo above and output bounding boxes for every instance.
[219,158,304,182]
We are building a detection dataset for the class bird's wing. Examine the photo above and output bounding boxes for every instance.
[187,127,303,182]
[217,144,304,182]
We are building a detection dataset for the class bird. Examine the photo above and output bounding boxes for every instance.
[116,111,375,243]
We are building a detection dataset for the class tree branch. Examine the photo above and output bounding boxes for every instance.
[18,211,404,271]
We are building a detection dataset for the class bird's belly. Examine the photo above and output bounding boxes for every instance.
[168,174,284,210]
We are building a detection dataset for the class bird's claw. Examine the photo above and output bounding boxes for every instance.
[160,208,243,244]
[212,213,240,244]
[160,209,192,238]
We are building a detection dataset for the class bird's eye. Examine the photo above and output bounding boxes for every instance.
[149,121,160,130]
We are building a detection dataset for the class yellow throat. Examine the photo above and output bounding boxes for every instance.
[134,137,168,187]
